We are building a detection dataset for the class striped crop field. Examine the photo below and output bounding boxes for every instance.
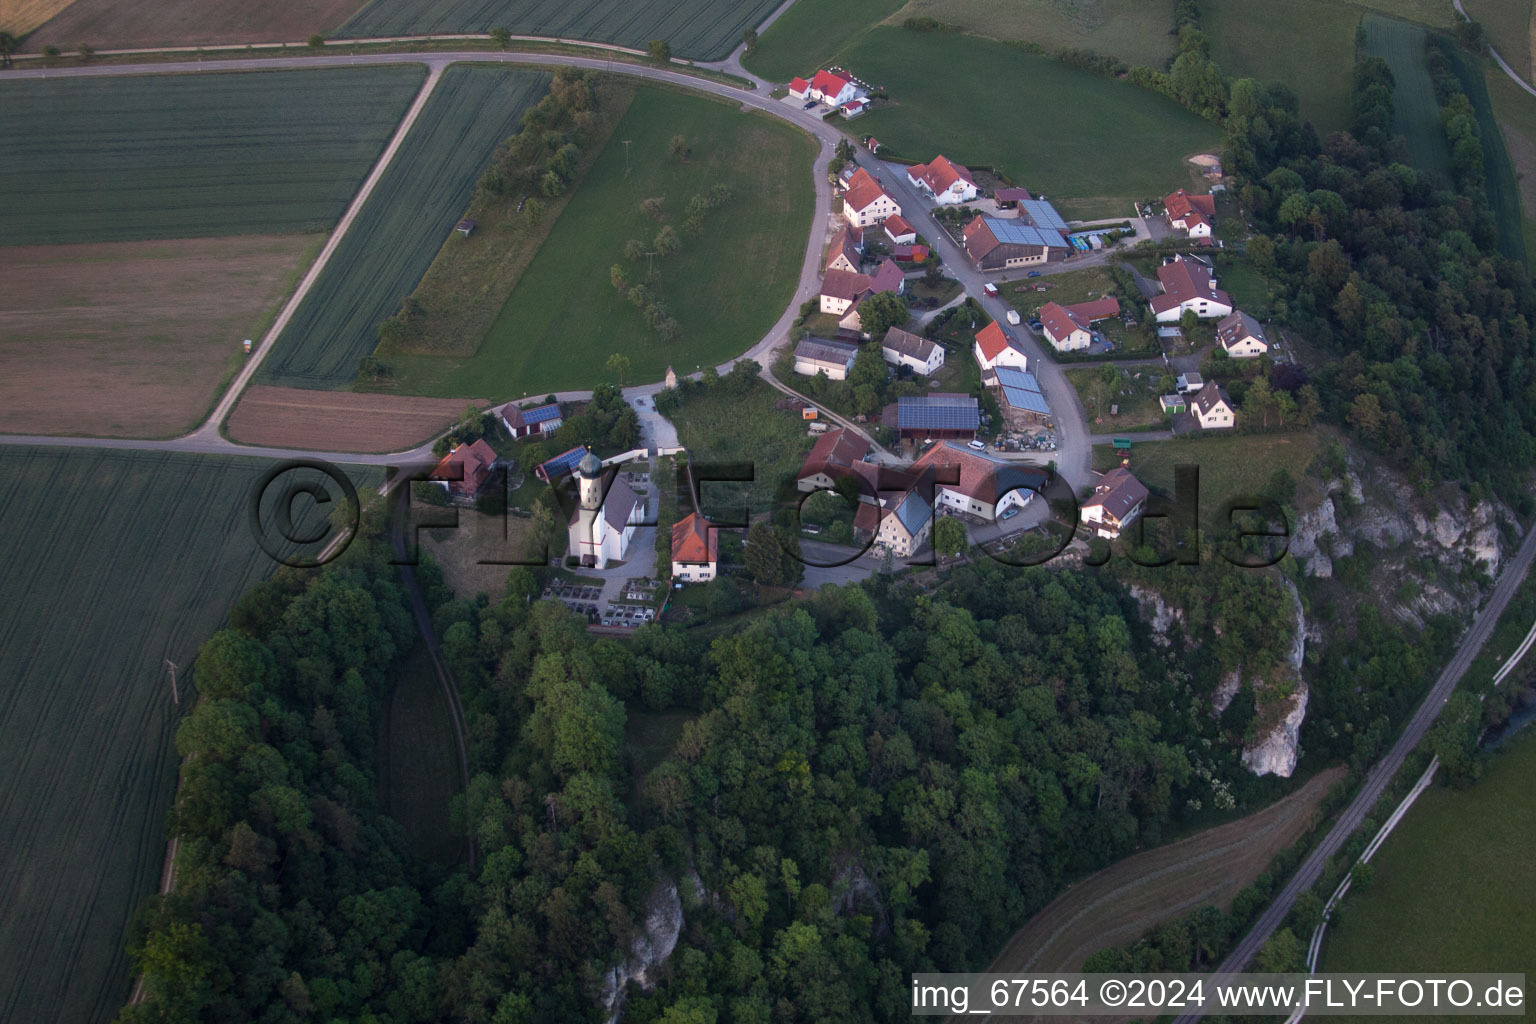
[256,66,550,391]
[1363,15,1452,180]
[0,66,425,246]
[0,448,369,1024]
[336,0,779,60]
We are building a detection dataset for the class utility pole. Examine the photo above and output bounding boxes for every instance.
[164,659,179,706]
[622,139,632,177]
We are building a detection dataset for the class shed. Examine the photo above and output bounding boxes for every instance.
[456,218,477,237]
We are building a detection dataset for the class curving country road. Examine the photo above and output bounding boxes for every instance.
[1171,518,1536,1024]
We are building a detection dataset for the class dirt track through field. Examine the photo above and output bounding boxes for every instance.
[227,385,487,452]
[981,767,1346,981]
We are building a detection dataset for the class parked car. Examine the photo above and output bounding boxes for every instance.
[999,507,1021,520]
[1027,271,1042,278]
[802,100,818,110]
[966,440,986,451]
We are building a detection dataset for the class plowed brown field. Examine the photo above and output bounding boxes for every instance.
[227,385,487,452]
[24,0,359,51]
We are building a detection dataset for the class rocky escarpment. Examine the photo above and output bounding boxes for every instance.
[1239,581,1309,778]
[603,879,684,1024]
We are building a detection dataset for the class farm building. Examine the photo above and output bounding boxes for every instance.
[973,320,1029,373]
[1160,394,1187,414]
[962,214,1069,270]
[910,441,1046,520]
[1193,383,1236,429]
[993,186,1032,207]
[1039,297,1120,352]
[872,490,933,557]
[820,258,905,331]
[841,167,901,228]
[988,366,1052,426]
[890,393,979,441]
[1150,255,1232,323]
[430,438,499,499]
[1216,309,1269,357]
[1080,467,1149,540]
[670,512,719,583]
[907,155,978,205]
[881,326,944,375]
[883,214,917,244]
[1164,189,1216,239]
[793,336,860,380]
[567,450,646,569]
[796,427,871,493]
[498,400,563,438]
[825,224,863,273]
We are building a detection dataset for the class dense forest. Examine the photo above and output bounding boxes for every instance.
[125,511,1308,1023]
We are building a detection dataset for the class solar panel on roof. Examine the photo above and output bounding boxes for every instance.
[897,395,979,431]
[983,217,1068,249]
[1001,386,1051,414]
[895,493,933,535]
[993,367,1042,393]
[1019,199,1070,234]
[538,446,586,479]
[523,404,561,423]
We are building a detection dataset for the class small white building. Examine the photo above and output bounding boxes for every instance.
[883,215,917,245]
[1216,309,1269,358]
[1193,383,1236,429]
[907,155,978,206]
[881,326,944,375]
[972,321,1028,374]
[793,336,859,380]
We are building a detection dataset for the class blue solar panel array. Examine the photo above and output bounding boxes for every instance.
[522,403,562,424]
[1019,199,1070,234]
[538,446,587,480]
[897,395,979,431]
[994,367,1051,415]
[894,492,933,536]
[983,216,1068,250]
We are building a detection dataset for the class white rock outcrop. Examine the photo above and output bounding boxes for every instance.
[1241,580,1309,778]
[603,879,683,1024]
[1127,583,1184,644]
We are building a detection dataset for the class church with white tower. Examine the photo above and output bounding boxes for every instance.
[566,447,646,568]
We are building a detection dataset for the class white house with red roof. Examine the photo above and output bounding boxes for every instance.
[807,68,866,107]
[787,76,811,99]
[820,258,906,331]
[883,214,917,245]
[841,167,900,228]
[825,223,862,273]
[430,438,499,499]
[1038,297,1120,352]
[1164,189,1216,239]
[972,320,1029,373]
[907,155,978,205]
[1150,255,1232,323]
[670,512,719,583]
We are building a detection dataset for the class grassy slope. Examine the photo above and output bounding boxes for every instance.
[1204,0,1360,133]
[0,449,349,1024]
[1464,0,1533,85]
[1321,729,1536,995]
[0,66,424,245]
[1364,15,1453,179]
[257,66,551,390]
[335,0,780,60]
[836,27,1222,219]
[1484,66,1536,270]
[381,86,815,399]
[890,0,1175,67]
[742,0,906,81]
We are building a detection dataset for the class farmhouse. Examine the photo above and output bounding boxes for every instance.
[873,491,933,557]
[841,167,901,227]
[793,336,859,380]
[567,449,646,569]
[1193,383,1236,429]
[883,214,917,245]
[430,438,498,499]
[988,366,1052,426]
[881,326,944,375]
[825,224,863,273]
[1164,189,1216,239]
[796,427,872,493]
[1080,467,1149,539]
[1149,255,1232,323]
[670,512,719,583]
[807,68,866,107]
[1039,297,1120,352]
[890,393,979,441]
[1216,309,1269,358]
[962,214,1069,270]
[911,441,1046,520]
[973,320,1029,373]
[820,258,905,331]
[907,155,978,205]
[498,400,563,439]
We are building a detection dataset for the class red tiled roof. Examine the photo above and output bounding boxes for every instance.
[867,258,904,295]
[430,438,497,494]
[843,167,891,215]
[1151,257,1230,314]
[910,443,1044,505]
[973,320,1014,361]
[789,76,810,92]
[810,69,850,95]
[671,512,718,564]
[1066,297,1120,323]
[909,155,974,194]
[962,215,999,262]
[798,426,869,481]
[1164,189,1216,222]
[994,187,1032,202]
[822,268,872,302]
[1039,301,1086,343]
[891,243,930,261]
[883,214,915,238]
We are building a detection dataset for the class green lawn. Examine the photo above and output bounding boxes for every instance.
[382,86,816,399]
[1216,257,1274,317]
[1068,365,1169,430]
[1364,15,1453,179]
[663,377,814,517]
[890,0,1176,67]
[833,27,1222,219]
[1464,0,1532,85]
[257,66,552,390]
[742,0,906,81]
[335,0,780,59]
[0,67,424,246]
[1204,0,1361,133]
[1321,728,1536,999]
[377,644,465,864]
[0,448,362,1024]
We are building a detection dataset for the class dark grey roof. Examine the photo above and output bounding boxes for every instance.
[882,326,938,361]
[795,335,859,365]
[603,474,643,532]
[894,491,933,536]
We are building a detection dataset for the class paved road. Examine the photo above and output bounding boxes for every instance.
[1171,519,1536,1023]
[1452,0,1536,99]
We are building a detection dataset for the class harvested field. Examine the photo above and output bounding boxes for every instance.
[980,766,1346,977]
[0,234,319,438]
[1,0,76,37]
[0,66,424,246]
[227,385,487,452]
[256,66,549,390]
[0,448,362,1024]
[24,0,360,51]
[336,0,780,60]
